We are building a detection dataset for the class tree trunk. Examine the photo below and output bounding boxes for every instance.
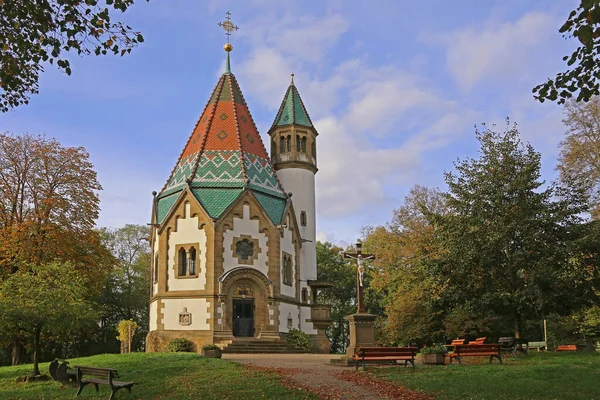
[514,313,522,339]
[11,339,25,366]
[32,326,41,377]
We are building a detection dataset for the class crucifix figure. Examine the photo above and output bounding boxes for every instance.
[343,240,375,314]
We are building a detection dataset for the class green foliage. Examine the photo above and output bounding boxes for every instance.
[98,224,150,352]
[286,329,311,351]
[534,1,600,103]
[166,338,194,353]
[420,343,448,355]
[376,352,600,400]
[0,1,148,112]
[0,262,96,376]
[0,352,318,399]
[202,344,220,351]
[433,120,587,338]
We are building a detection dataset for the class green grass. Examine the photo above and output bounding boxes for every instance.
[0,352,316,400]
[374,352,600,400]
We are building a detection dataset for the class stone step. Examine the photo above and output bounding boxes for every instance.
[222,339,309,354]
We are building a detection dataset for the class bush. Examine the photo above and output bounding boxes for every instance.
[287,329,312,351]
[166,338,194,352]
[202,344,220,351]
[420,343,448,355]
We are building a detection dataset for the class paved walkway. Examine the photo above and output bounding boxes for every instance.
[223,354,431,400]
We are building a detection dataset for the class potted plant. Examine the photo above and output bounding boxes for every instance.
[202,344,222,358]
[420,343,448,365]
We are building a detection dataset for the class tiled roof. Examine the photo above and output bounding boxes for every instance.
[269,80,314,132]
[156,71,287,225]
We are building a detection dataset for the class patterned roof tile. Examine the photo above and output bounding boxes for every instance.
[270,81,314,131]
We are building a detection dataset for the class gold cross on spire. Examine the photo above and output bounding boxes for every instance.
[218,11,239,44]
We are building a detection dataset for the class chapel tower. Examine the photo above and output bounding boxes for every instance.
[268,75,318,302]
[145,15,331,354]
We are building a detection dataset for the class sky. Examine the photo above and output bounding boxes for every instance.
[1,0,581,247]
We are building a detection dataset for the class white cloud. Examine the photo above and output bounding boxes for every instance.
[438,11,557,91]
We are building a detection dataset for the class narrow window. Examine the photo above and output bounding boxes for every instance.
[311,140,316,159]
[301,137,307,153]
[153,253,159,283]
[188,247,196,275]
[302,288,308,303]
[300,211,307,227]
[296,135,301,152]
[280,136,285,153]
[178,248,187,276]
[286,135,291,152]
[271,139,276,159]
[283,255,292,285]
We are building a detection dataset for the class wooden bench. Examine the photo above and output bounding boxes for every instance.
[448,344,502,365]
[445,339,465,351]
[528,341,547,352]
[471,337,486,345]
[352,347,418,371]
[74,366,136,400]
[556,344,578,352]
[498,337,529,357]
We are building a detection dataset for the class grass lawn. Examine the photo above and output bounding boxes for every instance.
[0,352,316,400]
[374,351,600,400]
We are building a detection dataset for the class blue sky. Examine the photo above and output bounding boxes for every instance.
[1,0,580,246]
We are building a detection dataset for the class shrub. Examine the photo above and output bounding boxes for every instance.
[420,343,448,355]
[202,344,220,351]
[287,328,312,351]
[166,338,194,352]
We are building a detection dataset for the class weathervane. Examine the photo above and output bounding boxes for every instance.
[218,11,239,44]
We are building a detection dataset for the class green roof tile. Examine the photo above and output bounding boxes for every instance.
[253,191,287,225]
[271,84,313,130]
[156,192,180,224]
[192,188,243,219]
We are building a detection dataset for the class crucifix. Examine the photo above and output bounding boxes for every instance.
[343,240,375,314]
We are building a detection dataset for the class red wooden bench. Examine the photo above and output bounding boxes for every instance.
[448,344,502,365]
[556,344,578,352]
[471,337,486,345]
[352,347,418,371]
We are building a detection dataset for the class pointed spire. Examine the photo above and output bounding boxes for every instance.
[269,75,314,131]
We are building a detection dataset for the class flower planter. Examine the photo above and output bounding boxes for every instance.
[202,349,222,358]
[422,353,445,365]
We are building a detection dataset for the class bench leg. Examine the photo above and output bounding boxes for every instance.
[109,389,116,400]
[94,383,99,392]
[75,382,90,397]
[457,356,462,365]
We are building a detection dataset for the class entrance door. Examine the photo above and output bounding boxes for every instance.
[232,299,254,337]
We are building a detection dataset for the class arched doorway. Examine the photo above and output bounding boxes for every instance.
[232,284,254,337]
[219,267,274,339]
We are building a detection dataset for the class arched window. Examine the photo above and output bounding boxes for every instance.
[301,137,307,153]
[178,248,187,276]
[286,135,291,152]
[271,139,276,159]
[300,211,307,227]
[311,140,316,159]
[296,135,301,152]
[280,136,286,153]
[154,253,159,283]
[188,247,196,275]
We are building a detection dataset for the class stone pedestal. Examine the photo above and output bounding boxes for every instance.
[345,313,377,356]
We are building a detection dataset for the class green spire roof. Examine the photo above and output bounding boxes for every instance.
[269,76,314,131]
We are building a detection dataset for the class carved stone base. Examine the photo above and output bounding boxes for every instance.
[146,330,213,353]
[345,313,377,356]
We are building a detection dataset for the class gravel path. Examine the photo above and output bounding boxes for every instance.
[223,354,431,400]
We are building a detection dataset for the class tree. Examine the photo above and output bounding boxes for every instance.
[557,97,600,218]
[0,132,111,364]
[533,1,600,104]
[316,242,355,353]
[435,120,586,338]
[0,0,147,112]
[98,224,150,352]
[0,262,96,377]
[363,185,447,346]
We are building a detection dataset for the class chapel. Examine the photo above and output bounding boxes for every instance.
[146,39,331,353]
